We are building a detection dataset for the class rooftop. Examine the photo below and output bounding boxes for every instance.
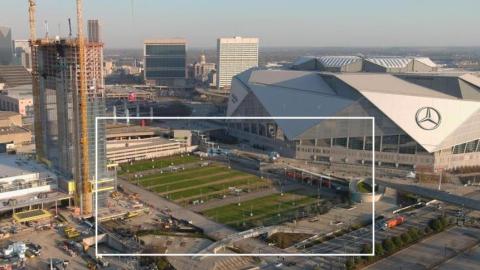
[107,136,174,151]
[218,36,259,43]
[106,124,160,137]
[0,111,21,120]
[0,154,55,179]
[230,69,480,152]
[0,126,30,136]
[318,56,362,68]
[0,66,31,88]
[3,84,32,99]
[144,38,187,44]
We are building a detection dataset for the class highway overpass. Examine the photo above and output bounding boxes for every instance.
[377,179,480,211]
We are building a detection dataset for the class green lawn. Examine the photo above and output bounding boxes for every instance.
[134,163,272,204]
[119,155,200,174]
[151,171,246,193]
[167,176,265,201]
[202,192,319,228]
[138,166,227,187]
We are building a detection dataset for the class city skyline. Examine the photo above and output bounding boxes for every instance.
[1,0,480,48]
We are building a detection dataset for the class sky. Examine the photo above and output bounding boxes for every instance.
[1,0,479,49]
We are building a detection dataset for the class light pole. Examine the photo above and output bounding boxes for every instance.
[438,170,443,191]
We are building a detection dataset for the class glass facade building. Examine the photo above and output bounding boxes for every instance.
[144,39,186,87]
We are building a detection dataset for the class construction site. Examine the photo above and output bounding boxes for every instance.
[0,1,126,269]
[29,0,112,215]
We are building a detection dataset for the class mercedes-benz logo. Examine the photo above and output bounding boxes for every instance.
[415,107,441,130]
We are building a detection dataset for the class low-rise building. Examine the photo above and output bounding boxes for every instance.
[0,65,31,88]
[0,111,31,148]
[0,154,58,201]
[106,125,197,164]
[0,84,33,117]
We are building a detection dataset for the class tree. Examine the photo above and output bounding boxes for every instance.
[361,243,372,254]
[401,232,411,244]
[408,228,422,239]
[392,236,403,247]
[361,243,373,262]
[375,242,385,257]
[408,228,420,241]
[429,219,443,232]
[400,233,412,244]
[345,257,355,270]
[382,238,396,253]
[439,216,448,227]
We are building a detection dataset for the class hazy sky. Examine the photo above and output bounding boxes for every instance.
[1,0,479,49]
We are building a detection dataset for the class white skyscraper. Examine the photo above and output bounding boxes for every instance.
[217,36,259,90]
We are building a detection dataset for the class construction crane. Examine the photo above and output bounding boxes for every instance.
[28,0,92,216]
[28,0,44,162]
[76,0,93,216]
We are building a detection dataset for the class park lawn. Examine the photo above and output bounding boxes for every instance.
[167,176,263,201]
[202,193,317,226]
[119,155,200,174]
[151,171,246,193]
[178,180,273,203]
[139,166,227,187]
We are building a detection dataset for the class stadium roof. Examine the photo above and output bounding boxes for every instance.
[318,56,362,68]
[365,57,411,68]
[365,57,438,69]
[230,69,480,152]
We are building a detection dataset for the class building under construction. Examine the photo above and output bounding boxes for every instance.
[31,37,114,214]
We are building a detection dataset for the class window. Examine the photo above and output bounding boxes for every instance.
[453,143,466,154]
[250,123,257,134]
[399,135,416,154]
[146,45,186,55]
[333,137,347,148]
[465,140,479,153]
[365,136,381,151]
[348,137,364,150]
[382,135,399,153]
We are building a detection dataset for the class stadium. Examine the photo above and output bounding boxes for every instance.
[226,58,480,174]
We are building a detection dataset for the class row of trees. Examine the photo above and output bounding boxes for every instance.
[345,216,454,270]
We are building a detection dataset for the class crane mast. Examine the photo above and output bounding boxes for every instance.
[28,0,44,162]
[28,0,93,216]
[76,0,93,216]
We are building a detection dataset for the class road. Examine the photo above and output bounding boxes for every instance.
[365,226,480,270]
[435,243,480,270]
[377,178,480,211]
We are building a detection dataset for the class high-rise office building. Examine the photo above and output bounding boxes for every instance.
[32,37,113,213]
[217,36,259,90]
[13,40,32,71]
[144,39,186,88]
[87,20,101,43]
[0,26,13,65]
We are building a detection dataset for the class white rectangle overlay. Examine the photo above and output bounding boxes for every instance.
[95,116,376,257]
